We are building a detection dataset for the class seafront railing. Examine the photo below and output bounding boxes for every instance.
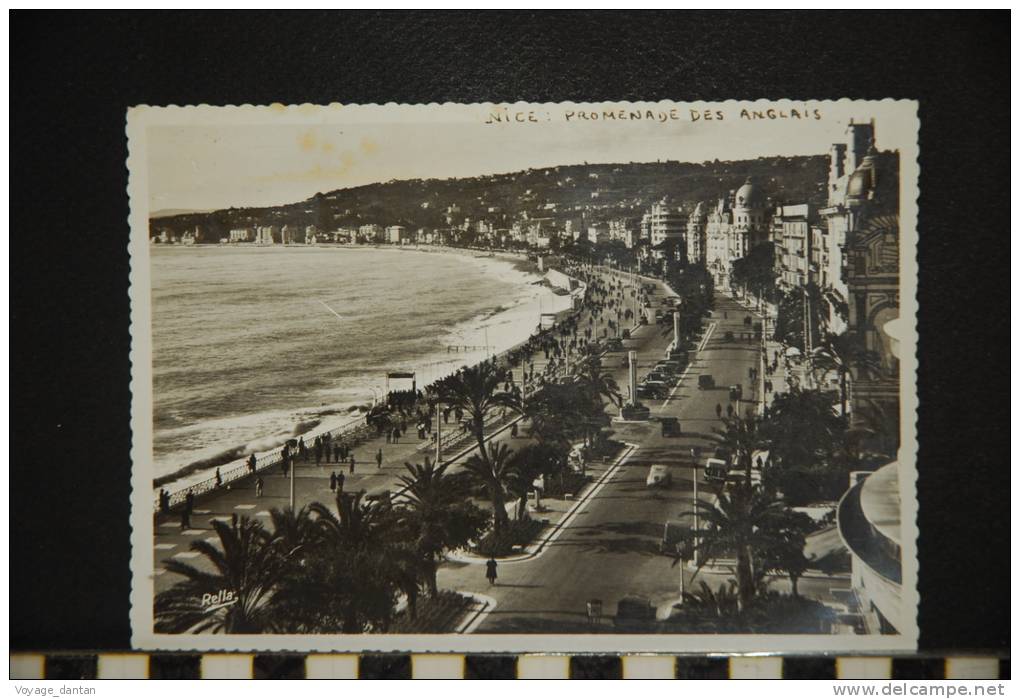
[155,413,376,511]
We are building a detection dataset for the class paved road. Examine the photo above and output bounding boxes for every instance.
[437,292,800,632]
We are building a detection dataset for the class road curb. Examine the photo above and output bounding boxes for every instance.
[447,442,639,566]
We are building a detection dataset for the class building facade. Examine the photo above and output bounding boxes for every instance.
[685,202,707,264]
[773,203,813,290]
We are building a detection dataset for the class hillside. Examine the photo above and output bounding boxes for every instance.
[149,155,829,239]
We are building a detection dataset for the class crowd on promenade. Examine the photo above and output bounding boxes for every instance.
[155,263,650,517]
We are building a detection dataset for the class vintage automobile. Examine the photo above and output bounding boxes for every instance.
[637,380,670,399]
[646,464,672,487]
[705,457,729,483]
[697,374,715,389]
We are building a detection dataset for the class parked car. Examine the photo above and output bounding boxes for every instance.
[615,595,656,629]
[637,380,670,399]
[705,457,729,483]
[604,337,623,351]
[644,371,671,385]
[729,384,743,401]
[653,362,680,378]
[646,464,672,487]
[697,374,715,389]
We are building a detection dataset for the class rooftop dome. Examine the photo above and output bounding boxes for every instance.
[847,148,878,200]
[734,179,764,208]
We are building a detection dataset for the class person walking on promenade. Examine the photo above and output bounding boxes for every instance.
[181,489,194,530]
[255,476,264,498]
[485,557,498,586]
[215,468,222,488]
[247,453,257,474]
[333,443,341,463]
[298,437,307,462]
[349,454,356,475]
[726,404,734,418]
[511,422,519,438]
[715,403,722,419]
[314,438,322,467]
[376,448,383,470]
[329,472,337,492]
[337,471,345,494]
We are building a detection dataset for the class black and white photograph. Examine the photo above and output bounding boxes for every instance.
[127,100,919,654]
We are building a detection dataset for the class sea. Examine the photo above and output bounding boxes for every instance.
[150,245,570,489]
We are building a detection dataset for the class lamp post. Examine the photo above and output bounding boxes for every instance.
[435,400,442,467]
[690,447,699,568]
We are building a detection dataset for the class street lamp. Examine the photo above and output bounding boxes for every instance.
[690,447,700,568]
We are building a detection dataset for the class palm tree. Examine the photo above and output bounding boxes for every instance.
[846,397,900,461]
[462,441,518,535]
[524,381,590,450]
[713,415,768,488]
[812,331,882,417]
[267,505,317,558]
[504,443,564,517]
[155,514,288,634]
[304,492,402,633]
[576,355,622,410]
[439,362,518,456]
[689,485,787,611]
[395,460,488,596]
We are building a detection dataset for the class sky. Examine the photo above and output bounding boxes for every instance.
[144,101,916,213]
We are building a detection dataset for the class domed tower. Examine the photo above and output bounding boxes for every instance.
[846,146,878,208]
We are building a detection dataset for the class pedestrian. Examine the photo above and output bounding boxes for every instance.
[511,422,519,438]
[376,448,383,470]
[298,436,307,462]
[181,490,194,530]
[247,453,257,473]
[158,489,169,514]
[255,476,264,498]
[333,443,341,463]
[715,403,722,419]
[726,404,734,418]
[485,557,498,586]
[215,468,222,488]
[314,438,322,466]
[329,472,337,492]
[349,454,356,474]
[337,471,345,494]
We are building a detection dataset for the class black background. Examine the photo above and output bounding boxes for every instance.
[10,11,1010,653]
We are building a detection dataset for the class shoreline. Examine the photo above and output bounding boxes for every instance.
[151,246,572,494]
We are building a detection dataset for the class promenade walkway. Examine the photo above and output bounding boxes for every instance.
[152,264,646,592]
